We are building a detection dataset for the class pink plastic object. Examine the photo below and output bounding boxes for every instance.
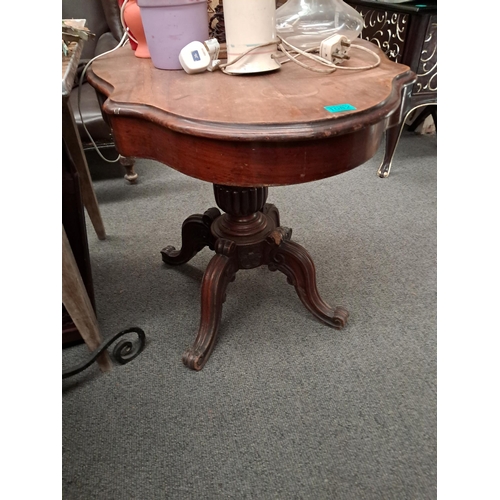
[122,0,151,58]
[118,0,138,50]
[137,0,209,70]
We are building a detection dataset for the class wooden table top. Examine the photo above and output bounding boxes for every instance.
[87,41,415,186]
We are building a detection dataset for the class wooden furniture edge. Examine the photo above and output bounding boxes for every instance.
[87,69,415,142]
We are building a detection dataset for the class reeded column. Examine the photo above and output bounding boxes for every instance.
[210,186,276,263]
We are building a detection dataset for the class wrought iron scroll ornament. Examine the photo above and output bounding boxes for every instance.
[354,7,408,63]
[415,21,437,94]
[62,327,146,379]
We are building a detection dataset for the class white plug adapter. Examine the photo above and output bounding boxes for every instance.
[179,39,221,74]
[319,34,351,64]
[179,41,212,74]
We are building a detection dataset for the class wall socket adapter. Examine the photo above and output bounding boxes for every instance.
[319,34,351,64]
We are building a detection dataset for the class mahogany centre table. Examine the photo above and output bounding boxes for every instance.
[88,41,414,370]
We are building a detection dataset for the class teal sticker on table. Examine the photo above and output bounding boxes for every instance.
[324,104,356,113]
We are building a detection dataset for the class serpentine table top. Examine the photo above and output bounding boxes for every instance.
[88,40,414,187]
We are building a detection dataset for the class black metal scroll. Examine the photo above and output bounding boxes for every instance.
[62,327,146,379]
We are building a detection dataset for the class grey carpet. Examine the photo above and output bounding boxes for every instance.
[62,130,437,500]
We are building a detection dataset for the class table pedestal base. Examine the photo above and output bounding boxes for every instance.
[161,185,349,370]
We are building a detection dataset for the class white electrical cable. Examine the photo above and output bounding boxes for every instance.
[77,31,129,163]
[277,35,381,73]
[276,42,336,74]
[74,0,139,163]
[343,42,381,70]
[219,41,280,74]
[120,0,139,44]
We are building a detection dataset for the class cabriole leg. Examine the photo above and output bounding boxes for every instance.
[268,238,349,329]
[182,239,238,370]
[161,208,221,266]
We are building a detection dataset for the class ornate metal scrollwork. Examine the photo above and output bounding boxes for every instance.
[354,7,408,63]
[414,18,437,94]
[62,327,146,379]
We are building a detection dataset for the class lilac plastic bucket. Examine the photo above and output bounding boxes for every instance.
[137,0,209,70]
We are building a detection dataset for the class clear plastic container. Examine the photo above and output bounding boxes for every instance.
[276,0,364,50]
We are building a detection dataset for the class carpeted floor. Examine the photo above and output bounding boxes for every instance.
[62,129,437,499]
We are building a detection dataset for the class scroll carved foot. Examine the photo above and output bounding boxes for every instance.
[161,208,221,266]
[182,239,239,370]
[268,239,348,329]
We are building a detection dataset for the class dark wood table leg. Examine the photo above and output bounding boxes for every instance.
[161,207,221,265]
[162,185,348,370]
[377,102,437,178]
[182,239,239,370]
[268,238,349,328]
[377,122,404,178]
[119,155,139,184]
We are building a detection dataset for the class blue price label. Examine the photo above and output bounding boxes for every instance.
[324,104,356,113]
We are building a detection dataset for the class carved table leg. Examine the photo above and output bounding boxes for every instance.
[182,239,239,371]
[119,155,138,184]
[377,103,437,178]
[164,184,348,370]
[377,121,404,179]
[161,207,221,265]
[268,237,349,328]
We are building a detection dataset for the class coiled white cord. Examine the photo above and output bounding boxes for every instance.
[219,35,381,75]
[276,35,381,73]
